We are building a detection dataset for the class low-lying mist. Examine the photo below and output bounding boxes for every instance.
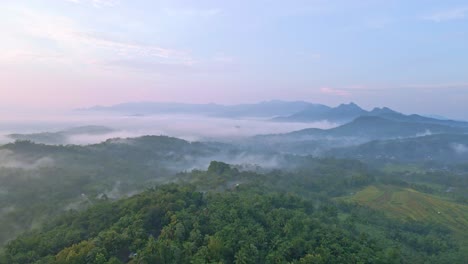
[0,111,336,145]
[0,149,54,170]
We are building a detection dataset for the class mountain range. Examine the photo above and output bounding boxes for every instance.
[252,114,468,156]
[285,116,468,140]
[325,134,468,164]
[273,102,468,127]
[81,101,467,127]
[81,100,318,118]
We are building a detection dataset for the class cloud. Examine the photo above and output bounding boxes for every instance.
[343,85,367,90]
[320,87,350,97]
[65,0,118,8]
[0,150,54,170]
[423,7,468,22]
[451,143,468,154]
[415,129,432,137]
[402,83,468,89]
[1,7,193,67]
[0,112,334,145]
[97,59,194,73]
[0,50,65,63]
[75,32,192,63]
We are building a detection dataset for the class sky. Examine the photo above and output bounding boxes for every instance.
[1,0,468,119]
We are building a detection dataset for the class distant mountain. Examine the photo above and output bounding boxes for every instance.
[274,103,468,127]
[273,102,365,123]
[81,100,321,118]
[365,109,468,128]
[287,116,467,139]
[250,116,468,156]
[81,100,468,129]
[8,125,115,145]
[325,134,468,164]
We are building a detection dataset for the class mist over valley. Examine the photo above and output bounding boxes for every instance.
[2,0,468,262]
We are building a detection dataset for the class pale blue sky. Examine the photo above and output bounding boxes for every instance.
[0,0,467,119]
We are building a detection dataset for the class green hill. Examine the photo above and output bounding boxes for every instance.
[343,185,468,237]
[289,116,467,139]
[326,134,468,163]
[2,162,467,263]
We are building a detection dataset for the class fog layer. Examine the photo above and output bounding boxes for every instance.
[0,112,336,145]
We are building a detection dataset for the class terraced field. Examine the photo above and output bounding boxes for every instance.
[344,185,468,237]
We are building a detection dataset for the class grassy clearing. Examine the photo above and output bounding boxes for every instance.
[343,185,468,237]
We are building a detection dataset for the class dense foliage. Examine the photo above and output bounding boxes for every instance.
[0,137,230,246]
[1,134,467,263]
[1,161,466,263]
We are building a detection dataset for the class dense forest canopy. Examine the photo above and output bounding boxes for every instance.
[1,156,467,263]
[1,115,468,263]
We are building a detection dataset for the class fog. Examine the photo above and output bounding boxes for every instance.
[451,143,468,154]
[0,111,336,145]
[416,130,433,137]
[0,149,54,170]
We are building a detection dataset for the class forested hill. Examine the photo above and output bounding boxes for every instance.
[0,136,230,248]
[325,134,468,163]
[1,161,466,264]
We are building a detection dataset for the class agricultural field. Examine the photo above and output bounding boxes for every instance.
[343,185,468,240]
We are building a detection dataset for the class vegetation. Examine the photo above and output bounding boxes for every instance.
[1,161,467,263]
[342,185,468,235]
[0,137,227,247]
[1,131,468,263]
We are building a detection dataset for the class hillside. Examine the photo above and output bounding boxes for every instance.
[256,116,468,149]
[342,185,468,236]
[0,136,233,247]
[2,163,466,263]
[291,116,468,139]
[326,134,468,163]
[248,116,468,156]
[273,102,366,123]
[274,102,468,128]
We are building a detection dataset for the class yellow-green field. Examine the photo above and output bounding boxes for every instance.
[343,185,468,238]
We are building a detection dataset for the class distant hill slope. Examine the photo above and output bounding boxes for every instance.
[0,136,235,247]
[80,100,468,129]
[278,116,468,140]
[249,116,468,156]
[367,110,468,128]
[8,125,115,145]
[274,102,468,127]
[273,102,366,123]
[325,133,468,163]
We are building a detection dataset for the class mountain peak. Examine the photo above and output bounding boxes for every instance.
[336,102,363,111]
[370,107,398,115]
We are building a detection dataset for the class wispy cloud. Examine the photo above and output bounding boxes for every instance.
[320,87,350,96]
[65,0,118,8]
[423,7,468,22]
[76,32,193,63]
[1,7,193,67]
[343,85,367,90]
[402,83,468,89]
[97,59,194,74]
